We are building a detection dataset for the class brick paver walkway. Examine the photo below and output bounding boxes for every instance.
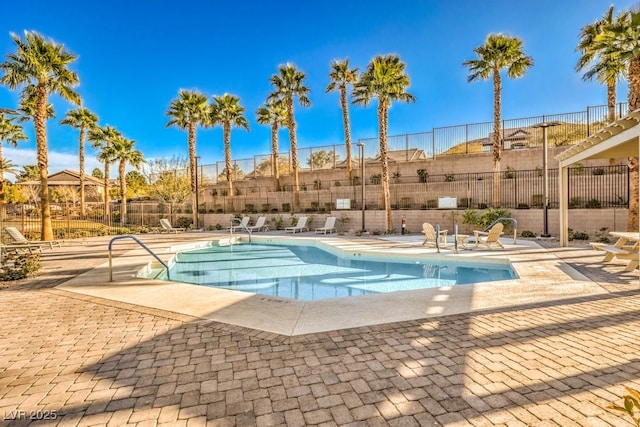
[0,238,638,426]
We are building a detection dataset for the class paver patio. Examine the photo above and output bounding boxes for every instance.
[0,235,638,426]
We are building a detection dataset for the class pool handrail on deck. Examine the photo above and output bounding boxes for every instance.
[108,235,170,281]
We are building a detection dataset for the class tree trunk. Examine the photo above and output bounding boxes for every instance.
[271,123,280,191]
[627,56,640,232]
[288,98,300,212]
[224,122,233,198]
[606,82,616,123]
[188,121,197,227]
[104,153,110,223]
[36,83,53,241]
[378,103,392,233]
[341,87,353,178]
[492,69,502,208]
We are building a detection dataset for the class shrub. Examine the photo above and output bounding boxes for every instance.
[370,174,381,184]
[417,169,429,183]
[592,167,605,175]
[444,172,455,182]
[521,230,536,238]
[176,217,192,229]
[517,203,530,209]
[0,251,41,281]
[569,197,583,208]
[607,387,640,426]
[586,198,602,208]
[568,228,589,241]
[271,214,283,230]
[503,166,515,179]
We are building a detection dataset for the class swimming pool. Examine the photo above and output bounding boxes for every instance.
[151,241,517,301]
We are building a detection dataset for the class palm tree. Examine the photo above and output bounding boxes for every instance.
[352,54,415,233]
[593,6,640,231]
[326,59,359,178]
[211,94,250,198]
[89,125,121,221]
[0,31,80,240]
[99,135,143,225]
[166,90,210,226]
[463,33,533,208]
[60,107,98,217]
[576,6,627,124]
[0,113,26,206]
[268,64,311,212]
[256,99,287,191]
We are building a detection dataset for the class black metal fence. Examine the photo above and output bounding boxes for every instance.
[199,103,629,183]
[1,165,627,238]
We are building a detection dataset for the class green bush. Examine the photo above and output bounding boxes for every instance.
[586,198,602,208]
[176,216,192,229]
[0,251,41,281]
[521,230,536,238]
[568,228,589,241]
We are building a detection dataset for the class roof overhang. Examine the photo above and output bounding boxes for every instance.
[557,109,640,167]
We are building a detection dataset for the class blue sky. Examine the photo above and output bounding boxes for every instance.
[0,0,636,176]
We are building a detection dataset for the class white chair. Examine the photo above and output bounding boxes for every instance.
[285,216,308,234]
[246,216,269,232]
[4,226,62,249]
[160,218,186,233]
[315,217,336,234]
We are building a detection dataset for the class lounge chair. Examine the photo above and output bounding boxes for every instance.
[422,223,448,247]
[160,218,186,233]
[228,216,250,232]
[3,226,62,249]
[285,216,308,234]
[246,216,269,232]
[315,217,336,234]
[473,223,504,249]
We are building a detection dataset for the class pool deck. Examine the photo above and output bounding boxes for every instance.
[1,231,639,426]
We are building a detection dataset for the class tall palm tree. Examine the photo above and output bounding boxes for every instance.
[593,6,640,231]
[0,31,80,240]
[576,6,627,124]
[256,99,287,191]
[463,33,533,208]
[99,135,143,225]
[89,125,121,221]
[352,54,415,233]
[0,113,26,206]
[211,94,250,198]
[166,90,210,226]
[326,59,359,178]
[60,107,98,217]
[268,64,311,212]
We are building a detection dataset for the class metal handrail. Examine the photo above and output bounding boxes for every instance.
[484,218,518,243]
[229,217,252,243]
[108,235,169,282]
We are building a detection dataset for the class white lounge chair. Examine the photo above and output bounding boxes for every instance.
[160,218,186,233]
[3,226,62,249]
[422,223,448,247]
[285,216,308,234]
[315,217,336,234]
[473,223,504,249]
[246,216,269,232]
[229,216,250,232]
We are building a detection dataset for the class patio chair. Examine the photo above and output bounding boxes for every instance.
[159,218,186,233]
[315,217,336,234]
[422,223,448,247]
[473,222,504,249]
[285,216,308,234]
[3,226,62,249]
[246,216,269,232]
[228,216,250,232]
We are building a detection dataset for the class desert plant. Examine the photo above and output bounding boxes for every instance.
[417,169,429,183]
[567,228,589,241]
[607,387,640,426]
[521,230,536,238]
[392,171,401,183]
[0,251,41,281]
[370,173,381,184]
[503,166,515,179]
[271,214,283,230]
[586,198,602,208]
[571,162,584,175]
[594,227,611,243]
[592,167,605,175]
[444,172,455,182]
[176,216,192,229]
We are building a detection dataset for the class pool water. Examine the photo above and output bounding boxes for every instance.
[156,242,517,301]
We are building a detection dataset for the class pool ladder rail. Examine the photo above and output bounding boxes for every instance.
[229,217,252,243]
[108,235,170,282]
